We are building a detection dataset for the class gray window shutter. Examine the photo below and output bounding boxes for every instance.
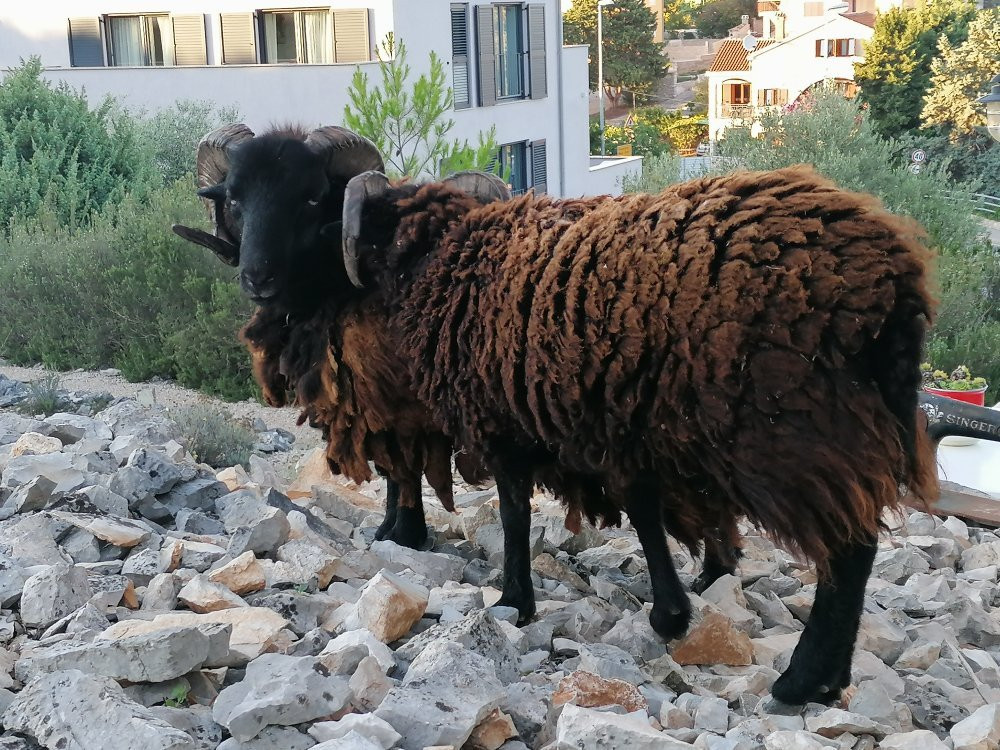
[475,5,496,107]
[451,4,471,109]
[333,9,371,63]
[527,5,547,100]
[221,13,256,64]
[172,15,207,66]
[68,18,104,67]
[531,139,547,194]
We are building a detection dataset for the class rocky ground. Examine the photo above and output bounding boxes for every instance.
[0,371,999,749]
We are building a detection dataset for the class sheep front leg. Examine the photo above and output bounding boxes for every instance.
[626,477,692,640]
[493,463,536,624]
[770,535,877,706]
[373,476,400,542]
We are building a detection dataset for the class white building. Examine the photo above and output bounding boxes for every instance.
[0,1,640,196]
[706,0,892,141]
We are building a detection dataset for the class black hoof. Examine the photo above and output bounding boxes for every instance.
[373,516,396,542]
[650,604,691,641]
[771,665,846,705]
[384,520,428,550]
[497,594,536,625]
[691,571,716,595]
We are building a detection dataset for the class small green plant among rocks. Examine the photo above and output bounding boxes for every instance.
[921,363,988,391]
[18,372,66,417]
[163,683,190,708]
[170,404,255,468]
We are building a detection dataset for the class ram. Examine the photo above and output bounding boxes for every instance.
[172,124,487,547]
[336,165,938,706]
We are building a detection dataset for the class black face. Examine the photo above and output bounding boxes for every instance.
[212,136,349,310]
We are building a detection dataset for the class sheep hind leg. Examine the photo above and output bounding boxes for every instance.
[692,519,744,594]
[626,476,691,640]
[493,462,536,624]
[769,535,877,706]
[383,477,429,550]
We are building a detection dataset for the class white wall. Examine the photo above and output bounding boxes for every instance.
[748,15,871,95]
[1,0,629,198]
[0,1,394,67]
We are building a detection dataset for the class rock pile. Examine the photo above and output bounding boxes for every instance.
[0,374,999,749]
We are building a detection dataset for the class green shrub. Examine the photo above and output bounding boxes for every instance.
[170,404,255,468]
[136,100,242,186]
[18,372,66,417]
[0,181,257,400]
[0,58,157,232]
[621,152,682,193]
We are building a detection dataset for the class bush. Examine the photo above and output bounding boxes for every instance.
[0,58,157,232]
[0,181,257,400]
[170,404,256,468]
[137,100,242,185]
[18,372,66,417]
[621,152,682,193]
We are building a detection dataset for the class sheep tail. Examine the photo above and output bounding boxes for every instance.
[869,296,938,509]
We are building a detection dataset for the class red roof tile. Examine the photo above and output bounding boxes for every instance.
[707,38,776,72]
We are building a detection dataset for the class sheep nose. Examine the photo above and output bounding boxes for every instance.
[240,270,278,301]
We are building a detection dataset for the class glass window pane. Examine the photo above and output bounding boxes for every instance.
[146,16,174,66]
[494,5,523,98]
[108,16,144,66]
[301,11,331,63]
[265,12,298,63]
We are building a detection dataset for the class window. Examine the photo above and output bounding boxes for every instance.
[815,38,857,56]
[851,0,876,12]
[498,141,528,194]
[106,14,174,66]
[726,83,751,104]
[475,3,547,106]
[261,9,332,63]
[803,1,824,15]
[757,88,788,106]
[494,5,524,99]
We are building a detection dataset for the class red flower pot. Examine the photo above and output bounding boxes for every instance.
[923,386,988,407]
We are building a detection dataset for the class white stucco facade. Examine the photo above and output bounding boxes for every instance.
[0,0,640,197]
[706,0,881,141]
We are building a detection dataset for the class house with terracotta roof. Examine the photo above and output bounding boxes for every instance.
[706,0,884,142]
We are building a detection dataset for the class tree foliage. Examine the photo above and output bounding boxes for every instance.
[693,0,756,38]
[854,0,976,136]
[0,58,157,232]
[563,0,669,109]
[137,99,242,185]
[343,36,498,179]
[921,8,1000,136]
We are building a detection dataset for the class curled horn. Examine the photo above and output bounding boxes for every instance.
[342,170,391,288]
[170,123,254,266]
[304,126,384,188]
[441,170,512,202]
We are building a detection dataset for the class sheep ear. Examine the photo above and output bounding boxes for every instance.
[171,224,240,266]
[441,170,512,202]
[342,171,392,288]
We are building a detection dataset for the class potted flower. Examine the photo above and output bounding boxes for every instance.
[921,363,989,407]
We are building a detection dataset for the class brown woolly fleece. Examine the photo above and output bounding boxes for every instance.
[239,299,481,512]
[368,165,938,567]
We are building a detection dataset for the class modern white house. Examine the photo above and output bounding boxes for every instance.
[0,1,640,196]
[705,0,892,142]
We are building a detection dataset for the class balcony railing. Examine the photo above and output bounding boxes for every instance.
[720,103,754,119]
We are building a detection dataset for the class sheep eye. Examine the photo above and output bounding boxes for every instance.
[229,198,240,208]
[307,198,320,207]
